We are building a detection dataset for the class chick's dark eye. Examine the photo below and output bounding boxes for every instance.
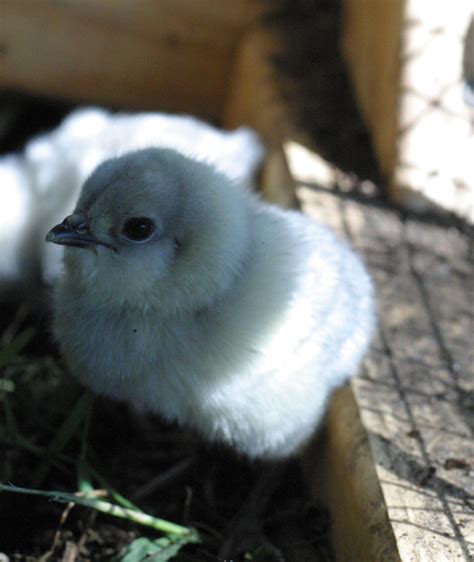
[122,217,155,241]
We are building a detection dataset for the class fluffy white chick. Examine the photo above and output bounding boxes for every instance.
[46,148,375,460]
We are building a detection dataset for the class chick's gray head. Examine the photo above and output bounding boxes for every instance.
[46,148,250,313]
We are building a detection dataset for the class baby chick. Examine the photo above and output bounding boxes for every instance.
[46,148,375,459]
[0,107,263,299]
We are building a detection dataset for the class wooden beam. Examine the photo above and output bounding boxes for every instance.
[224,27,302,208]
[342,0,474,222]
[0,0,267,119]
[341,0,404,185]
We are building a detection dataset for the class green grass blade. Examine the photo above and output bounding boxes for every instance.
[0,482,200,541]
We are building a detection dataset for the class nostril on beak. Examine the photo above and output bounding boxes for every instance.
[63,212,90,232]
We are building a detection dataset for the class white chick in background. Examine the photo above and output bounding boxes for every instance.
[46,148,375,459]
[0,108,264,299]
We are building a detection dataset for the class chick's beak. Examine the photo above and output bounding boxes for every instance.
[45,213,115,251]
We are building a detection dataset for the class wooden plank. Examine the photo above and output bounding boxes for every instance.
[341,0,404,185]
[46,0,267,49]
[0,1,267,119]
[341,0,474,222]
[303,385,402,562]
[224,28,309,208]
[224,28,304,147]
[259,146,299,209]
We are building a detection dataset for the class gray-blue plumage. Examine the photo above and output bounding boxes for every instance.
[47,147,375,459]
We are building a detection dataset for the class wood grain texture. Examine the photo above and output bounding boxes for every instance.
[224,27,308,146]
[341,0,404,184]
[0,0,267,119]
[303,385,402,562]
[224,28,309,208]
